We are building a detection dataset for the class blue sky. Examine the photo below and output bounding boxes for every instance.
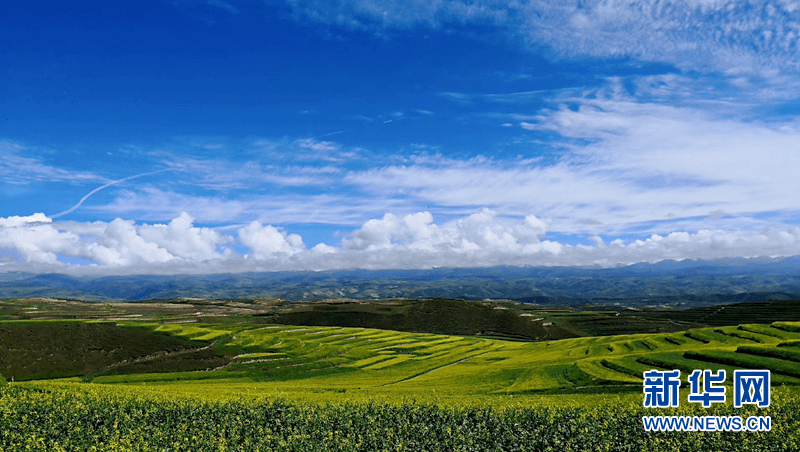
[2,0,800,274]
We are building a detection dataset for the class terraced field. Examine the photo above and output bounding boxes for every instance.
[5,315,800,450]
[56,319,800,406]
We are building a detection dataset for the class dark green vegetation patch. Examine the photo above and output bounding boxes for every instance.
[645,299,800,326]
[0,321,228,381]
[5,297,800,342]
[262,298,582,341]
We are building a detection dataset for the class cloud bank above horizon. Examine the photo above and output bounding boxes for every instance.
[2,210,800,275]
[2,0,800,274]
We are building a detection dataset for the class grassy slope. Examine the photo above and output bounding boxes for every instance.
[68,320,800,406]
[3,295,800,406]
[5,303,800,450]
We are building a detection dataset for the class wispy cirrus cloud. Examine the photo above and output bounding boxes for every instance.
[91,187,410,226]
[207,0,240,16]
[59,83,800,238]
[285,0,800,75]
[348,90,800,236]
[0,142,106,187]
[163,157,342,190]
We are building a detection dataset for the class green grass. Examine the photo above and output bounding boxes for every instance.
[5,318,800,407]
[738,324,798,340]
[773,321,800,333]
[684,350,800,379]
[4,317,800,450]
[10,321,778,405]
[736,345,800,364]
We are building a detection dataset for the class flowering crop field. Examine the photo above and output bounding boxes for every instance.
[2,319,800,450]
[2,382,799,451]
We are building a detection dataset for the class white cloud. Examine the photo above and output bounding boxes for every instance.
[95,188,251,223]
[284,0,800,75]
[0,142,105,187]
[88,219,175,266]
[238,221,305,258]
[577,227,800,266]
[456,209,522,251]
[50,81,800,241]
[311,243,338,254]
[92,187,409,226]
[343,211,456,252]
[0,213,51,227]
[341,209,554,256]
[163,156,342,190]
[0,215,80,264]
[2,210,800,273]
[297,138,340,153]
[91,95,800,237]
[347,91,800,236]
[531,96,800,217]
[326,211,800,269]
[0,213,233,268]
[285,0,514,30]
[341,213,402,250]
[137,212,232,261]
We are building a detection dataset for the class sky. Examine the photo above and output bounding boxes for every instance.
[2,0,800,274]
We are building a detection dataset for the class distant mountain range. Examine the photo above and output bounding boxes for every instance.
[2,256,800,308]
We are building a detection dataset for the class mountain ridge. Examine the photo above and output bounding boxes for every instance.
[2,256,800,306]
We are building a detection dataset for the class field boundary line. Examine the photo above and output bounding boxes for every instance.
[383,351,489,386]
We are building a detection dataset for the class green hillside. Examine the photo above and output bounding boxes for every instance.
[89,321,800,402]
[4,307,800,451]
[2,317,797,406]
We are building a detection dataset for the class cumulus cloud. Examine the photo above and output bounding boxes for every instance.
[238,221,305,259]
[334,209,563,268]
[0,212,232,268]
[88,219,175,266]
[0,214,80,264]
[343,212,444,251]
[2,210,800,273]
[137,212,232,261]
[341,209,555,256]
[332,211,800,269]
[0,213,51,227]
[573,228,800,267]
